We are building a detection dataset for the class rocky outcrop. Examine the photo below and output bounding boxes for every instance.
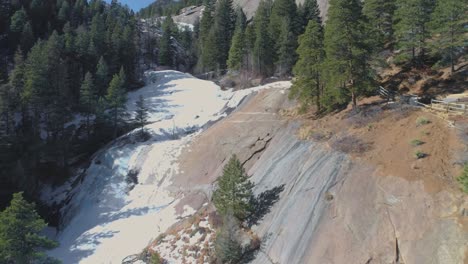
[172,87,467,263]
[234,0,329,19]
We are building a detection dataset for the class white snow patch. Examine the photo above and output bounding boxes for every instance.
[45,70,291,263]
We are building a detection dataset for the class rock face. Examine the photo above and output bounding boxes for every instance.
[234,0,329,19]
[173,88,467,263]
[171,0,330,26]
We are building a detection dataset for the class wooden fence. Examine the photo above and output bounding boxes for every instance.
[430,99,467,115]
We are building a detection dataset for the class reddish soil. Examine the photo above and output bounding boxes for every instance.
[297,97,466,194]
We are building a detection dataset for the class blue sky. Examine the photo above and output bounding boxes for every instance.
[104,0,155,11]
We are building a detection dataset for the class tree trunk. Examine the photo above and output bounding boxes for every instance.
[351,90,357,109]
[86,114,90,140]
[450,25,455,73]
[315,72,321,112]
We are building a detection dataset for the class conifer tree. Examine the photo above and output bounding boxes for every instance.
[244,24,256,72]
[362,0,396,47]
[227,8,247,71]
[214,211,242,264]
[106,72,126,138]
[159,16,175,67]
[95,56,110,96]
[394,0,436,64]
[323,0,373,110]
[277,18,297,76]
[300,0,322,34]
[291,19,324,112]
[427,0,467,72]
[211,0,236,70]
[134,95,149,134]
[20,21,34,53]
[80,72,97,139]
[269,0,299,73]
[212,155,254,221]
[253,0,275,76]
[23,40,48,137]
[0,192,58,263]
[9,8,26,33]
[9,49,25,100]
[198,0,215,71]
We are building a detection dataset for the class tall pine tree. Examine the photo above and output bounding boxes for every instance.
[106,71,126,138]
[393,0,436,64]
[363,0,396,48]
[80,72,97,139]
[253,0,275,76]
[291,19,324,112]
[227,8,247,71]
[427,0,467,72]
[323,0,373,110]
[159,16,176,67]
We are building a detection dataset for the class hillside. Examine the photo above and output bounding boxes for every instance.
[119,73,467,263]
[0,0,466,263]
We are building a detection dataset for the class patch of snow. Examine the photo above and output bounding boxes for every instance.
[45,70,291,263]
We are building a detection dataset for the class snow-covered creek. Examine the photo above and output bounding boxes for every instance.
[43,71,275,263]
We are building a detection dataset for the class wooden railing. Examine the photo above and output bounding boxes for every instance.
[430,99,467,115]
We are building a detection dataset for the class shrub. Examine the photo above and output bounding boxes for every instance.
[331,135,372,154]
[414,150,426,159]
[214,213,242,264]
[410,139,424,146]
[150,252,163,264]
[416,117,431,126]
[457,164,468,193]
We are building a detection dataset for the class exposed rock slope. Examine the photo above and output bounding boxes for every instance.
[171,88,467,263]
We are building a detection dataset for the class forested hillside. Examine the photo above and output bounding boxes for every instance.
[0,0,466,212]
[0,0,466,263]
[0,0,140,208]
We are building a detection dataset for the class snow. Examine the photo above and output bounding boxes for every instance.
[45,70,290,263]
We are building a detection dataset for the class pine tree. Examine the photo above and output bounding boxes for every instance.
[198,0,216,71]
[159,16,175,67]
[58,0,71,22]
[212,155,254,221]
[291,19,324,112]
[95,56,110,97]
[253,0,275,76]
[394,0,436,64]
[9,8,26,33]
[362,0,396,47]
[106,73,126,138]
[214,211,242,264]
[211,0,236,70]
[427,0,467,72]
[23,40,48,138]
[323,0,373,110]
[269,0,299,72]
[302,0,322,27]
[277,18,297,77]
[0,83,14,135]
[134,95,149,134]
[0,192,58,263]
[244,24,256,72]
[80,72,97,139]
[227,9,247,72]
[20,21,34,54]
